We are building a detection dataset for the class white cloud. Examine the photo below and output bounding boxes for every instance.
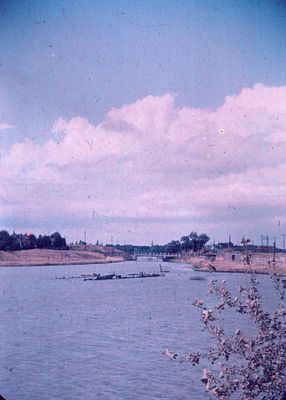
[2,83,286,242]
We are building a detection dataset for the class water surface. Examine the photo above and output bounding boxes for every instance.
[0,261,276,399]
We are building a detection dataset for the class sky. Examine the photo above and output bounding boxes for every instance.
[1,0,286,246]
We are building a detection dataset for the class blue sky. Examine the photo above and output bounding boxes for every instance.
[1,0,286,245]
[2,0,286,144]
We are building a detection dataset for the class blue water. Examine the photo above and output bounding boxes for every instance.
[0,261,276,399]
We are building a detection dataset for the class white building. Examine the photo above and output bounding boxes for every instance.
[223,251,243,262]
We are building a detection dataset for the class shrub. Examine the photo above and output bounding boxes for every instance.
[187,241,286,399]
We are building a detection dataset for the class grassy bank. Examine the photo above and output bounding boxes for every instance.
[0,248,129,267]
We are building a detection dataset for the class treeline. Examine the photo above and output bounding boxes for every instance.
[113,231,210,254]
[0,231,67,251]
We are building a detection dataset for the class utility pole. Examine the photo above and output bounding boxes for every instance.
[273,241,276,263]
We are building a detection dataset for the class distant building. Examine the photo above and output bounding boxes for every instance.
[223,250,243,262]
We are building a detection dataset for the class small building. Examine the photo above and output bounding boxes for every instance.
[223,250,242,262]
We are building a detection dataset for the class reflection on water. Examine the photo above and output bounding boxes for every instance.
[0,261,275,399]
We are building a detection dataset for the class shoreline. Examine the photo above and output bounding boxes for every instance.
[168,254,286,277]
[0,259,127,268]
[191,265,285,277]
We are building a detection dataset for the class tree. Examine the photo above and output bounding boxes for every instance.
[0,230,12,251]
[50,232,67,249]
[27,234,37,249]
[186,239,286,399]
[197,233,210,250]
[9,238,21,251]
[36,235,44,249]
[180,235,191,252]
[166,240,181,254]
[188,232,210,252]
[0,230,68,251]
[42,235,52,248]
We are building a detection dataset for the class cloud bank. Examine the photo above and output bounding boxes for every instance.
[2,84,286,244]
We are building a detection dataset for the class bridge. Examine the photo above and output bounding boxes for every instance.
[133,253,181,262]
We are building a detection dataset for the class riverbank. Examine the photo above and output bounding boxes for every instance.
[169,253,286,276]
[0,248,129,267]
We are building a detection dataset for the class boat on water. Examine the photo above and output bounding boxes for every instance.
[96,273,116,280]
[57,270,165,282]
[83,273,116,281]
[83,272,164,281]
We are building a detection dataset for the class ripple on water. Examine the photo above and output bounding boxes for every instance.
[0,262,276,399]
